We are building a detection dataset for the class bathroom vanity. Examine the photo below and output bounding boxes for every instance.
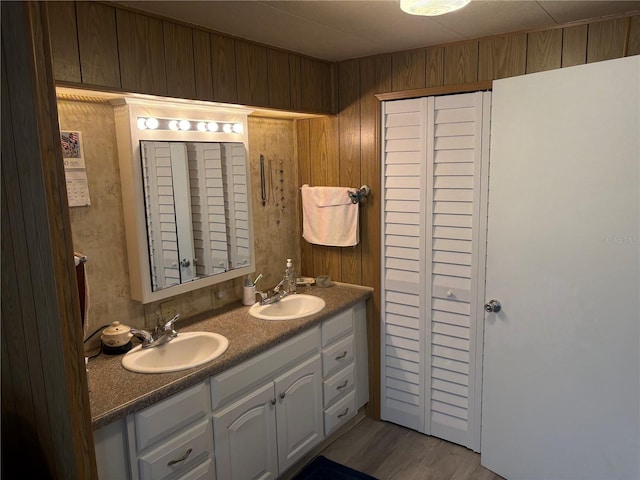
[89,284,370,480]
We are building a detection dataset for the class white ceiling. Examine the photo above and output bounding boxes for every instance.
[118,1,640,61]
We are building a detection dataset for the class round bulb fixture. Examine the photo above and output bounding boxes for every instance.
[179,120,191,131]
[400,0,471,16]
[196,122,207,132]
[168,120,179,131]
[207,122,219,132]
[137,117,148,130]
[145,117,159,130]
[232,123,244,134]
[222,123,233,133]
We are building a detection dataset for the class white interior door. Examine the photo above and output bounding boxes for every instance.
[481,56,640,480]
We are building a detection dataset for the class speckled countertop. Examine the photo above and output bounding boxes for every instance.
[88,283,371,430]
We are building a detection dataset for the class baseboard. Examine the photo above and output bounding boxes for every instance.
[278,407,367,480]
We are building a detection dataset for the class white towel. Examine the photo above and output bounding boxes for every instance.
[300,185,359,247]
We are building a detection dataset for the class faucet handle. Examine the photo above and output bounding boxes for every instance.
[163,313,180,337]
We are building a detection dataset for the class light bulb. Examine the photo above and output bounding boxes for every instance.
[207,122,219,132]
[179,120,191,131]
[145,117,159,129]
[197,122,207,132]
[232,123,244,134]
[222,123,233,133]
[168,120,179,131]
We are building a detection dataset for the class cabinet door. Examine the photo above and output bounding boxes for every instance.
[213,382,278,480]
[274,355,323,472]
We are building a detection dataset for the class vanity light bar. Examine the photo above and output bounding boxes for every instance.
[137,116,243,134]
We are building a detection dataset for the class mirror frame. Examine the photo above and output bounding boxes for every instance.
[113,97,255,303]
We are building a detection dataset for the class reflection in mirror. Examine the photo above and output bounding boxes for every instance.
[113,97,254,304]
[140,141,249,292]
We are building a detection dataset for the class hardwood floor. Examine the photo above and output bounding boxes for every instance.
[318,417,504,480]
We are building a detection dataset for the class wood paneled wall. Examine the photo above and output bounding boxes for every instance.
[2,2,96,477]
[297,14,640,419]
[47,1,335,114]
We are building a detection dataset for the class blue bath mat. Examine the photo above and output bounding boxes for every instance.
[294,455,378,480]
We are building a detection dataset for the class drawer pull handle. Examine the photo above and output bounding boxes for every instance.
[167,447,192,467]
[337,407,350,419]
[336,380,349,390]
[335,351,348,360]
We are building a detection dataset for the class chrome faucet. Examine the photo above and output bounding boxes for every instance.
[131,313,181,348]
[258,288,288,305]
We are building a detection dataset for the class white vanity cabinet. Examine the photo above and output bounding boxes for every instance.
[126,382,215,480]
[94,299,369,480]
[211,327,323,480]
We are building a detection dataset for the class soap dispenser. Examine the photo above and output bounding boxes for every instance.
[286,258,297,294]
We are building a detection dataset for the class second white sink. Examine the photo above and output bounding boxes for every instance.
[122,331,229,374]
[249,294,326,321]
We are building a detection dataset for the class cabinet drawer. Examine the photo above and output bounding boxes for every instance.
[134,382,211,451]
[324,390,355,435]
[211,326,320,410]
[323,363,354,408]
[138,418,214,480]
[322,334,354,378]
[176,458,215,480]
[321,308,353,347]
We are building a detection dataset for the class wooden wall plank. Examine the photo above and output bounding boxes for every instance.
[322,62,335,114]
[268,48,291,109]
[47,1,81,83]
[301,58,323,112]
[296,119,313,276]
[309,116,341,279]
[392,49,426,91]
[587,18,628,63]
[359,54,390,420]
[236,40,269,106]
[193,29,214,100]
[76,2,120,88]
[426,46,445,87]
[289,54,303,111]
[629,16,640,56]
[443,41,478,85]
[562,24,588,67]
[338,59,362,285]
[211,33,237,103]
[117,9,166,95]
[527,29,562,73]
[478,34,527,81]
[3,2,95,477]
[163,21,196,99]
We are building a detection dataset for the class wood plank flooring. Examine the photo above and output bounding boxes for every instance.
[317,417,505,480]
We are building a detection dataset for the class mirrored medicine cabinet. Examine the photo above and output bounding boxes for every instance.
[113,97,255,303]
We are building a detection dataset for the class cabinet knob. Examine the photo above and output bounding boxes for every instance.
[270,398,276,406]
[279,392,286,400]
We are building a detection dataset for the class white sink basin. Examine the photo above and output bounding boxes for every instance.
[122,331,229,374]
[249,294,326,321]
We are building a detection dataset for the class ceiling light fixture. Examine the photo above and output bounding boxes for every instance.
[400,0,471,16]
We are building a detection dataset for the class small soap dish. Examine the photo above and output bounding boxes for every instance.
[297,277,316,286]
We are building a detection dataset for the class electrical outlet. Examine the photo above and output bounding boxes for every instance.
[160,299,177,322]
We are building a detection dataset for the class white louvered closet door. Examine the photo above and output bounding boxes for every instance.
[381,91,491,452]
